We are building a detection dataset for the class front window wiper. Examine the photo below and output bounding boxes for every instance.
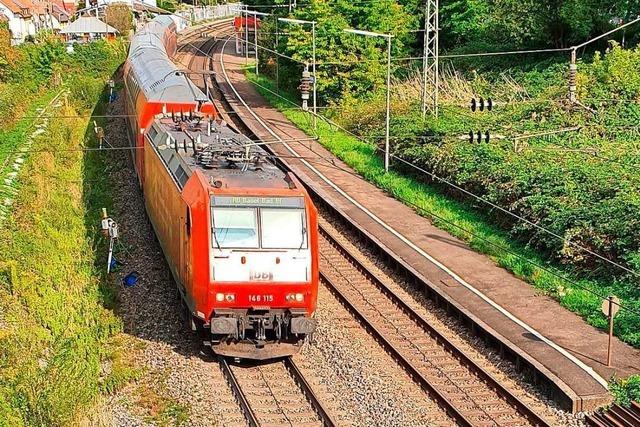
[298,226,307,251]
[213,230,222,249]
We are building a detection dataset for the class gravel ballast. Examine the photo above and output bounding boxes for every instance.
[96,98,245,426]
[319,209,588,427]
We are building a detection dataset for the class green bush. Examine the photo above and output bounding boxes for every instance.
[0,105,122,425]
[68,75,106,110]
[610,375,640,407]
[0,36,127,424]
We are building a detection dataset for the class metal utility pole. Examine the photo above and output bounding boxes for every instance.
[254,14,258,75]
[244,6,249,64]
[568,48,577,103]
[385,35,392,171]
[344,28,393,172]
[422,0,439,117]
[245,10,270,75]
[275,17,279,92]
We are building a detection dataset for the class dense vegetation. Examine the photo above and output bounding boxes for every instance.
[252,0,640,100]
[247,0,640,351]
[334,47,640,347]
[0,26,132,425]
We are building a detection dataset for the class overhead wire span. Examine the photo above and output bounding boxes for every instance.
[126,30,640,317]
[1,136,324,155]
[224,38,307,64]
[182,31,640,282]
[314,47,570,66]
[237,73,640,282]
[369,164,640,318]
[209,74,640,169]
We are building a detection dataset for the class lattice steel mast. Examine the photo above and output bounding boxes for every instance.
[422,0,439,117]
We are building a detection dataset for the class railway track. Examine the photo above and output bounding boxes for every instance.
[180,24,553,427]
[219,357,337,427]
[319,223,550,427]
[586,402,640,427]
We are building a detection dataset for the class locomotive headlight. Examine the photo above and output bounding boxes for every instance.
[286,293,295,302]
[225,294,235,302]
[216,293,225,302]
[295,293,304,302]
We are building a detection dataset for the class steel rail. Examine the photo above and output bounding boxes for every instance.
[586,402,640,427]
[218,357,261,427]
[220,356,336,427]
[319,270,473,427]
[320,225,552,427]
[283,357,338,427]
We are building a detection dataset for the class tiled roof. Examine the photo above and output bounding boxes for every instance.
[0,0,21,14]
[51,3,70,21]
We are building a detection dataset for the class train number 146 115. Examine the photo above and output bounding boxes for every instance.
[248,294,274,303]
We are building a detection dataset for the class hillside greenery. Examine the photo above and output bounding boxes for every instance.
[0,27,133,425]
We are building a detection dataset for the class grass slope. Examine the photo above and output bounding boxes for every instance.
[0,39,134,425]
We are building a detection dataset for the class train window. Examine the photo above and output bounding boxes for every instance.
[147,125,158,142]
[261,209,307,249]
[212,208,259,249]
[186,206,191,236]
[175,165,189,188]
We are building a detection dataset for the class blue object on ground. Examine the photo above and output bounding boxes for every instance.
[123,271,140,287]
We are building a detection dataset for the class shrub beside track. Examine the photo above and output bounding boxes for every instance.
[0,40,131,425]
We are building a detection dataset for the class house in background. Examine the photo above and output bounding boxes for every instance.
[0,0,75,44]
[59,15,117,42]
[0,0,35,44]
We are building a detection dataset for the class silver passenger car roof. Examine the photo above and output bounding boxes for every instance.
[128,16,207,104]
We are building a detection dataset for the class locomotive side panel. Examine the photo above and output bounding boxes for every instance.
[305,193,319,314]
[181,171,213,317]
[142,137,186,291]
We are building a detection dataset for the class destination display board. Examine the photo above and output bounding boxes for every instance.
[211,196,305,208]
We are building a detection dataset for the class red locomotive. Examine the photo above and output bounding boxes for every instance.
[123,16,318,359]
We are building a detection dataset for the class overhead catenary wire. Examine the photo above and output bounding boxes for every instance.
[238,67,640,281]
[178,29,640,280]
[370,166,640,318]
[216,56,640,320]
[313,47,571,66]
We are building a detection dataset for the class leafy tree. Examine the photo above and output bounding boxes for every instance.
[0,23,22,82]
[440,0,491,46]
[105,3,134,36]
[157,0,178,12]
[256,0,418,101]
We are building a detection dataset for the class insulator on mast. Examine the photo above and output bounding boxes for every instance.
[299,64,311,111]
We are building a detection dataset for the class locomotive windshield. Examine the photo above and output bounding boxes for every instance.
[261,208,307,249]
[211,196,307,250]
[212,208,259,248]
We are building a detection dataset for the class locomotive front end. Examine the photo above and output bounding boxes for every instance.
[208,192,319,359]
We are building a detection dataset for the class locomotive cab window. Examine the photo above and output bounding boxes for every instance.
[212,208,259,248]
[261,209,307,249]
